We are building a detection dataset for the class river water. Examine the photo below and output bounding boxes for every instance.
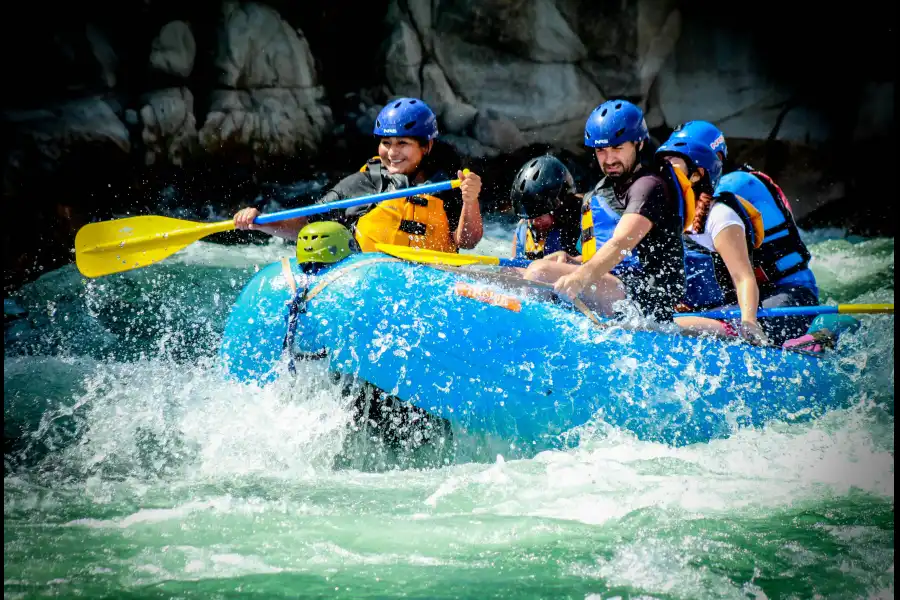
[4,219,894,599]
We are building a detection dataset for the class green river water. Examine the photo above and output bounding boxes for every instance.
[4,221,894,599]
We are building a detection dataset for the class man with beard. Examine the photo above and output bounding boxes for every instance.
[523,100,689,323]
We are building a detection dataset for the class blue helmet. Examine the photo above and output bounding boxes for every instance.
[584,100,649,148]
[657,134,723,187]
[373,97,438,140]
[671,120,728,160]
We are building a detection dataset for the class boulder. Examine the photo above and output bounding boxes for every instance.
[149,21,196,79]
[139,87,197,165]
[433,35,600,137]
[198,2,332,157]
[472,109,527,152]
[384,19,423,98]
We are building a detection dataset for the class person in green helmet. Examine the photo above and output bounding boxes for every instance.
[295,221,359,272]
[288,221,453,470]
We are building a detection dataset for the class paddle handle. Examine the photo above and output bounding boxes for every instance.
[497,257,534,268]
[253,178,461,225]
[679,303,894,320]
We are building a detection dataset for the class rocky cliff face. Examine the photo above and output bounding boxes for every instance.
[2,0,895,290]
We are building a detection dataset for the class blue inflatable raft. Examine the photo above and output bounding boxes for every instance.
[220,253,856,451]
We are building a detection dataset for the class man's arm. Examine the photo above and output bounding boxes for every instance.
[580,213,653,280]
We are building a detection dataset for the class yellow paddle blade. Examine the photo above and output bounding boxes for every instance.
[374,244,501,267]
[838,303,894,314]
[75,215,235,278]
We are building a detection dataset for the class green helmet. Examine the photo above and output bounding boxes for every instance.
[296,221,356,264]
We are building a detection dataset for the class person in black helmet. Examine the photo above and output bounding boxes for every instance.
[510,155,583,262]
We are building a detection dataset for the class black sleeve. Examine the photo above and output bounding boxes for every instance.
[622,175,671,225]
[441,189,464,233]
[308,172,379,226]
[420,140,464,233]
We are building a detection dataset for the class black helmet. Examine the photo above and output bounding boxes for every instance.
[510,155,577,219]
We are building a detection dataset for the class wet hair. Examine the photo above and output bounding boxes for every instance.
[692,191,714,233]
[417,139,463,180]
[689,174,716,233]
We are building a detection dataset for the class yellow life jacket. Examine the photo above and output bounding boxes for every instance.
[524,227,546,258]
[353,157,458,253]
[580,164,696,263]
[579,202,596,263]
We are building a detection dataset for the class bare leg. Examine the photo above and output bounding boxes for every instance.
[578,273,629,317]
[674,315,734,338]
[524,260,631,317]
[522,259,579,284]
[673,288,816,345]
[498,266,527,277]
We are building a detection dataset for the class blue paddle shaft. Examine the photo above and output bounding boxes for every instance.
[497,257,533,268]
[252,180,457,225]
[680,305,839,320]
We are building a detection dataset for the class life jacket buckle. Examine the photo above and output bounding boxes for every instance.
[398,219,427,236]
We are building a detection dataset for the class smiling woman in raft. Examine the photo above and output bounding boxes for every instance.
[232,97,484,253]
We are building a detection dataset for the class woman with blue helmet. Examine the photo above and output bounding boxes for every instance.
[656,122,770,345]
[663,121,820,346]
[233,97,484,252]
[716,166,819,345]
[671,120,728,162]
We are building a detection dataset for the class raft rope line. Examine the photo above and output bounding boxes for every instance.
[280,256,405,369]
[303,256,403,303]
[280,257,298,297]
[280,257,306,372]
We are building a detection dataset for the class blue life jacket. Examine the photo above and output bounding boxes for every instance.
[684,248,726,307]
[718,168,818,296]
[682,168,819,308]
[580,163,693,276]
